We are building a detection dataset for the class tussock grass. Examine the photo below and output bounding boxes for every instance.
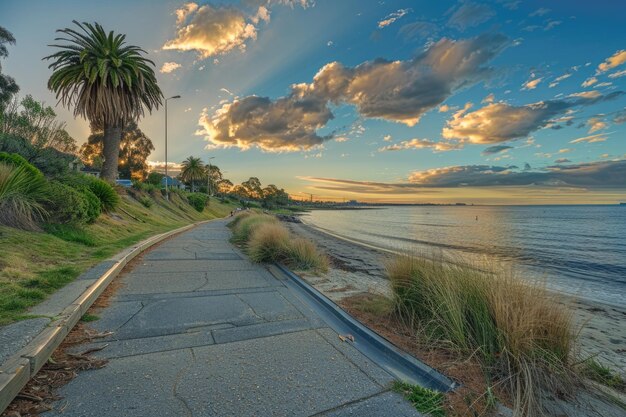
[229,213,328,272]
[285,238,329,272]
[387,252,579,416]
[0,163,49,230]
[248,222,290,263]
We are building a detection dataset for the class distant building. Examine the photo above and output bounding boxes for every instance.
[161,176,186,190]
[80,166,101,178]
[347,200,359,205]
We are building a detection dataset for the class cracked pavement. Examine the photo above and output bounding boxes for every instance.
[43,219,422,417]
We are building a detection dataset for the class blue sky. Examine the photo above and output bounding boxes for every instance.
[2,0,625,203]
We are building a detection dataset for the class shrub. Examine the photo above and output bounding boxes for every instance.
[0,162,49,230]
[45,181,96,224]
[187,193,208,212]
[146,172,164,185]
[60,174,120,212]
[0,152,44,180]
[386,253,576,416]
[247,222,290,263]
[88,178,120,211]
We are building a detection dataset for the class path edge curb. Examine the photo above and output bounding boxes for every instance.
[0,219,213,413]
[270,263,457,392]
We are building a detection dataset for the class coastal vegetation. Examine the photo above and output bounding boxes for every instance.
[378,252,621,416]
[229,212,329,273]
[0,187,234,324]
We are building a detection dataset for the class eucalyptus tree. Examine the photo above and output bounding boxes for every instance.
[0,26,19,111]
[45,21,162,181]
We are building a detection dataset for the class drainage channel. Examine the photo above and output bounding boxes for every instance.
[272,263,457,392]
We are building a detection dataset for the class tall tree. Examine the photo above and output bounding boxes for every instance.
[241,177,263,199]
[0,26,19,112]
[205,164,222,195]
[45,21,162,181]
[180,156,205,192]
[1,95,77,153]
[80,121,154,179]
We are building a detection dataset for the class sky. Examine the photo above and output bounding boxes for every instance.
[1,0,626,204]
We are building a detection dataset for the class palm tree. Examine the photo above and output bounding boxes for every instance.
[180,156,205,192]
[44,21,162,181]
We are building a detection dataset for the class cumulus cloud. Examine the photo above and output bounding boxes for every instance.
[614,109,626,124]
[447,2,495,31]
[306,33,508,126]
[378,8,411,28]
[164,1,310,58]
[378,138,462,153]
[164,3,258,58]
[197,33,509,151]
[383,134,392,142]
[482,145,512,155]
[160,62,182,73]
[441,91,623,144]
[554,158,571,164]
[597,50,626,74]
[196,92,333,152]
[407,160,626,187]
[482,93,495,103]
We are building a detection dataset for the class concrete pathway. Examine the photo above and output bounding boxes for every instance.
[44,220,422,417]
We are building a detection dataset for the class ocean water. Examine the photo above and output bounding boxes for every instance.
[302,205,626,307]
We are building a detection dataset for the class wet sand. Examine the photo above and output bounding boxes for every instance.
[285,220,626,377]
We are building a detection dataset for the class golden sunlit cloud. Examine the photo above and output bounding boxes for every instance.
[596,49,626,74]
[521,77,542,90]
[163,3,259,58]
[378,138,462,153]
[442,92,623,144]
[569,132,610,144]
[160,62,182,73]
[378,8,411,28]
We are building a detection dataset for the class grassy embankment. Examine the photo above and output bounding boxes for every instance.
[0,189,234,324]
[228,212,328,273]
[349,253,625,416]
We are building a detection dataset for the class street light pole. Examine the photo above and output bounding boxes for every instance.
[164,95,181,201]
[207,156,215,197]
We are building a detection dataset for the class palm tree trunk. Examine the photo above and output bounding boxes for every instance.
[101,124,123,181]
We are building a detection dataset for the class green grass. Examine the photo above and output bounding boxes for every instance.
[582,358,625,390]
[43,223,97,246]
[392,381,446,417]
[80,313,100,322]
[0,190,235,324]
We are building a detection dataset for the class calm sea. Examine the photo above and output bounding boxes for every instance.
[302,205,626,307]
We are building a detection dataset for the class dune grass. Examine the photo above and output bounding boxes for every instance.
[386,252,580,416]
[0,190,235,324]
[229,213,328,273]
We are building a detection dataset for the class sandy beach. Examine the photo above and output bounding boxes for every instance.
[285,220,626,377]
